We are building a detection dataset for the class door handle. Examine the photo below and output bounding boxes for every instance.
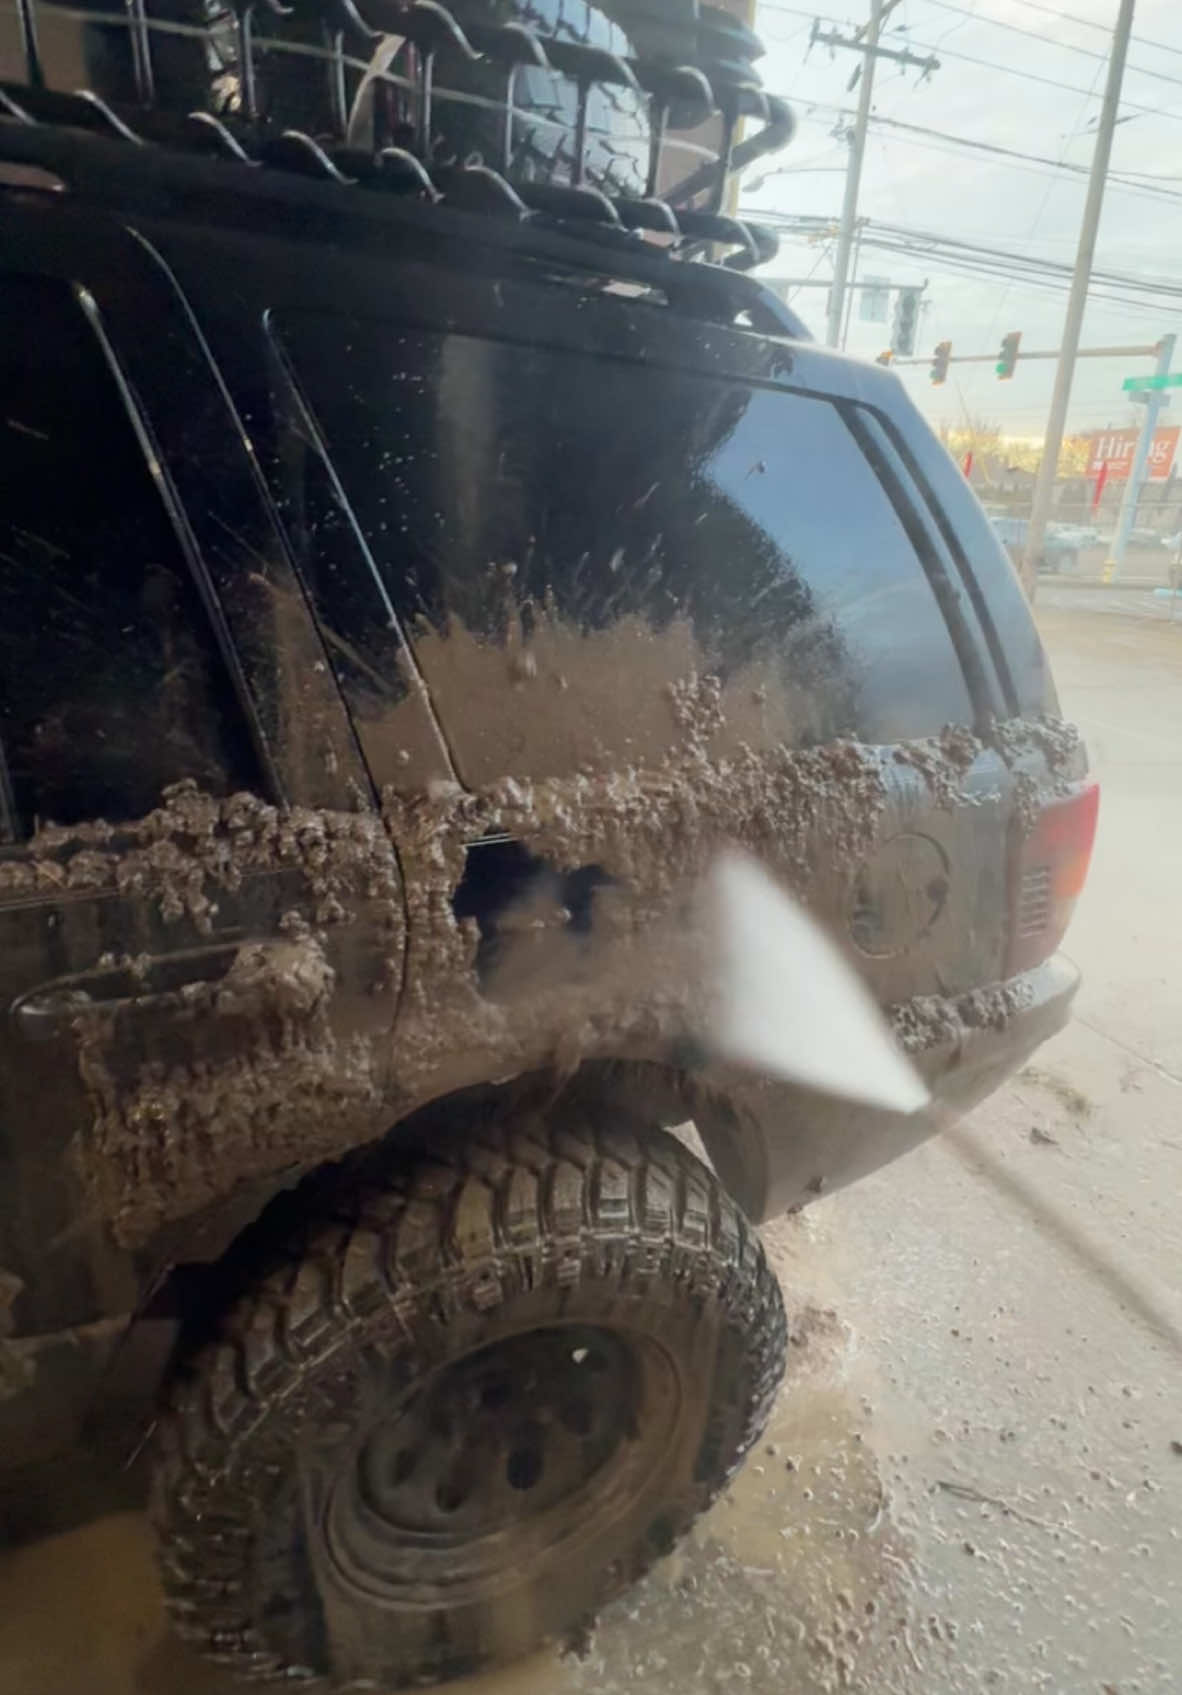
[13,988,97,1040]
[12,984,191,1041]
[11,944,244,1042]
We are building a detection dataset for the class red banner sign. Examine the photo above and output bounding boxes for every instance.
[1086,426,1179,481]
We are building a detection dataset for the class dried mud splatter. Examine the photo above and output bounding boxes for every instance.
[891,725,982,810]
[891,982,1035,1055]
[380,727,890,1107]
[990,713,1083,773]
[8,784,406,1247]
[0,783,403,933]
[383,608,849,788]
[74,930,385,1245]
[2,646,1085,1249]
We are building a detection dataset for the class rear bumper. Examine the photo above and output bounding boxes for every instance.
[696,954,1079,1222]
[903,951,1079,1121]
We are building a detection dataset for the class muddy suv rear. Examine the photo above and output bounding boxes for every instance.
[0,1,1093,1681]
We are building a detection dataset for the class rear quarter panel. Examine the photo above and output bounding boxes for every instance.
[140,207,1071,1117]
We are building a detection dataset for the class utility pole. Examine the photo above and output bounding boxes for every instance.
[813,2,937,349]
[839,220,867,349]
[1019,0,1136,598]
[826,0,882,349]
[1104,332,1175,581]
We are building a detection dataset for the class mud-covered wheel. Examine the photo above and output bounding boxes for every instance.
[151,1109,786,1686]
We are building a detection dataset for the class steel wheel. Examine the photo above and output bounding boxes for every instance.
[153,1109,786,1686]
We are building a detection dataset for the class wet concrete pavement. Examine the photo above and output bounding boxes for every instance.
[2,599,1181,1695]
[1040,581,1182,629]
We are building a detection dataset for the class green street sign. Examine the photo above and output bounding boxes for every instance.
[1122,372,1182,392]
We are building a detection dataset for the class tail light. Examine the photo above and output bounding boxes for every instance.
[1006,780,1099,975]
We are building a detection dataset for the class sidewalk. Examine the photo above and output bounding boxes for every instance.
[1037,582,1182,623]
[1040,572,1175,590]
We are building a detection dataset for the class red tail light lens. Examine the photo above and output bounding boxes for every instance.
[1006,779,1099,975]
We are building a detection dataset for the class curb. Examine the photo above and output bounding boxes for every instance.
[1039,575,1170,591]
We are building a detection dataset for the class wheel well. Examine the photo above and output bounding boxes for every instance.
[161,1057,768,1349]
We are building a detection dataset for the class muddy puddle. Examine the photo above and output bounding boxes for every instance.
[559,1382,937,1695]
[0,1222,941,1695]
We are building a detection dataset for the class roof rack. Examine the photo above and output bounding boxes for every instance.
[2,0,804,327]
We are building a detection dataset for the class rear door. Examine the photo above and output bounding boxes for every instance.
[137,211,1021,1018]
[0,220,403,1387]
[265,298,1015,1004]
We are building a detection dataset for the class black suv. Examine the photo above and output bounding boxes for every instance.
[0,0,1095,1683]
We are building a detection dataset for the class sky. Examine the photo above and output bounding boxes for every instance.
[741,0,1182,438]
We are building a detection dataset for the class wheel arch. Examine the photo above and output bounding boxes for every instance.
[158,1057,771,1337]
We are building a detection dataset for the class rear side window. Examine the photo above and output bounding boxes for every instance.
[271,313,974,746]
[0,275,258,836]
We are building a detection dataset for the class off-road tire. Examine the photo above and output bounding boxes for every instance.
[434,0,651,196]
[152,1108,786,1686]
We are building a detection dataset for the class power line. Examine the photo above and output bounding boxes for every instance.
[869,221,1182,298]
[879,125,1182,205]
[786,241,835,303]
[1107,167,1182,184]
[756,0,1182,68]
[760,233,1176,318]
[913,43,1102,412]
[872,128,1182,208]
[752,213,1182,313]
[787,104,1182,204]
[914,42,1182,122]
[915,0,1182,92]
[811,0,919,348]
[755,210,1182,289]
[977,0,1182,64]
[907,39,1181,120]
[748,4,1182,340]
[757,3,1182,122]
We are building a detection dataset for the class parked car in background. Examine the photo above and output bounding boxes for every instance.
[1050,523,1102,551]
[986,513,1084,574]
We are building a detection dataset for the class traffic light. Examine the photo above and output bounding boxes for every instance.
[996,331,1021,380]
[930,340,951,385]
[892,287,920,357]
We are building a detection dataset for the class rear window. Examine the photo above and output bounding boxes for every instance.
[0,275,258,836]
[272,313,974,747]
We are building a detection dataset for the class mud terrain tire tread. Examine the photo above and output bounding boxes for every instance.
[152,1108,786,1685]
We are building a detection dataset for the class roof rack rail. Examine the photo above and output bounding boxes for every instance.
[2,0,808,334]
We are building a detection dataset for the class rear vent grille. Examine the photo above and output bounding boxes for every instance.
[1016,865,1053,939]
[1006,780,1097,977]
